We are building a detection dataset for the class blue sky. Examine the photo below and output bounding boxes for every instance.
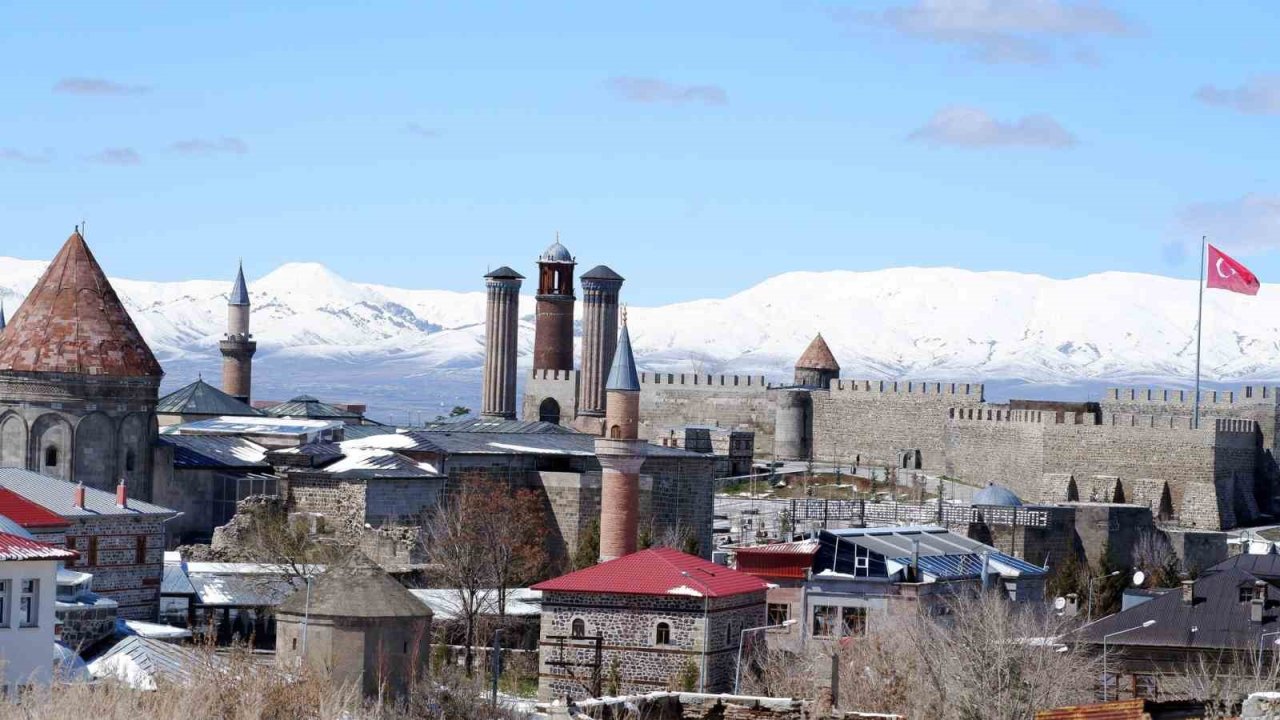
[2,1,1279,304]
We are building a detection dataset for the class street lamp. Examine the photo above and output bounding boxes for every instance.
[1087,570,1121,624]
[1257,630,1280,665]
[734,619,799,694]
[1103,620,1156,701]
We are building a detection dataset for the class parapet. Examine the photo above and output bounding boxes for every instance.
[528,369,580,382]
[1104,413,1257,433]
[638,372,771,388]
[830,379,984,398]
[947,407,1076,424]
[1105,386,1278,405]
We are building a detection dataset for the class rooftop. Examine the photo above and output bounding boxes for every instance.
[0,230,162,377]
[173,415,344,437]
[350,427,699,458]
[533,547,769,599]
[0,531,79,561]
[277,553,433,619]
[580,265,624,282]
[228,263,251,306]
[605,321,640,392]
[972,483,1024,507]
[539,238,574,264]
[159,434,270,469]
[821,525,1046,580]
[0,487,71,528]
[0,467,176,519]
[262,395,363,420]
[409,588,542,620]
[484,265,524,280]
[157,379,264,417]
[87,636,220,690]
[795,333,840,372]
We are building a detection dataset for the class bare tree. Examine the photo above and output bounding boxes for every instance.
[1158,649,1280,720]
[478,485,549,618]
[1132,529,1181,588]
[425,483,493,675]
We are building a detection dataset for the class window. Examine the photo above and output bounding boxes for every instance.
[841,607,867,637]
[725,624,732,645]
[88,537,98,567]
[610,425,621,439]
[812,605,838,637]
[655,622,671,646]
[767,603,790,626]
[292,637,297,651]
[571,619,585,638]
[0,580,9,627]
[44,446,57,467]
[1241,587,1255,603]
[125,450,136,472]
[18,579,37,628]
[135,535,147,565]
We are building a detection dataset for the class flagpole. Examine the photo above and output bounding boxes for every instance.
[1194,235,1206,429]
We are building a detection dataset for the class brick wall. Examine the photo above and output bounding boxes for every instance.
[36,515,167,620]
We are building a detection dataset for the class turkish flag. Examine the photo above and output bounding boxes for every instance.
[1206,244,1260,296]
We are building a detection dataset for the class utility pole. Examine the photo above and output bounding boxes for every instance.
[490,628,504,707]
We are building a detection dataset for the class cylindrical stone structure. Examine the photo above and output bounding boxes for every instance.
[220,263,256,404]
[773,388,811,461]
[533,238,576,371]
[597,442,646,562]
[579,266,624,417]
[481,267,524,419]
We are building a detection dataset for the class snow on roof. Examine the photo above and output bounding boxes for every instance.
[408,588,542,620]
[175,416,343,437]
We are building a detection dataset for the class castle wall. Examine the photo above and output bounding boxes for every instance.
[811,380,986,468]
[638,374,775,453]
[523,370,580,425]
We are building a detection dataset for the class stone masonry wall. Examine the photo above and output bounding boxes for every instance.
[364,477,447,525]
[537,590,766,701]
[283,473,367,532]
[36,515,167,620]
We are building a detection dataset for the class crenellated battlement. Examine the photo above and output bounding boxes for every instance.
[528,368,580,382]
[829,379,984,397]
[946,406,1258,434]
[638,372,771,388]
[1105,386,1279,405]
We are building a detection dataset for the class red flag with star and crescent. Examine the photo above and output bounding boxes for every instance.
[1206,244,1260,296]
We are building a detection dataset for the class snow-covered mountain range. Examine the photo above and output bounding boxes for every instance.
[0,257,1274,421]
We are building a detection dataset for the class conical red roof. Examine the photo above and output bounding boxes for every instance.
[0,231,162,377]
[796,333,839,371]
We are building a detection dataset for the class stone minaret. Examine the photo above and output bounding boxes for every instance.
[533,236,576,371]
[481,266,524,419]
[578,266,624,417]
[597,315,646,562]
[219,262,257,404]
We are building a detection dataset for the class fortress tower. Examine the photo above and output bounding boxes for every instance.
[795,333,840,388]
[481,266,524,419]
[0,228,163,496]
[578,265,624,419]
[533,237,576,372]
[219,263,257,404]
[597,316,647,562]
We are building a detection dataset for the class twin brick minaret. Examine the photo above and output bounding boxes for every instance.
[597,315,646,562]
[481,237,624,423]
[219,263,256,404]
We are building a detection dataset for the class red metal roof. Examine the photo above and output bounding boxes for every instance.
[734,541,819,581]
[0,532,78,561]
[0,230,162,377]
[734,539,820,556]
[0,487,69,528]
[1034,699,1169,720]
[532,547,769,599]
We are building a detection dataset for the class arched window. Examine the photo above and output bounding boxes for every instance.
[655,622,671,646]
[125,450,136,472]
[609,425,621,439]
[726,624,733,645]
[539,398,561,425]
[571,618,585,638]
[44,446,58,467]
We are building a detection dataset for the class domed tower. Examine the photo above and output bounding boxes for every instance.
[578,265,624,418]
[219,262,257,404]
[794,333,840,388]
[0,228,163,497]
[481,266,524,419]
[533,236,576,372]
[597,315,647,562]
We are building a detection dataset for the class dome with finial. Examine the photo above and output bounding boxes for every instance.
[539,235,574,264]
[972,482,1023,507]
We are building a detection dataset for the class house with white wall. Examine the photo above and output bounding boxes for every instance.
[0,514,78,693]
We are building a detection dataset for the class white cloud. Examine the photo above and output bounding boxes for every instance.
[908,106,1077,148]
[0,148,52,164]
[54,77,150,96]
[1196,75,1280,116]
[87,148,142,166]
[607,77,728,106]
[170,137,249,155]
[1178,195,1280,252]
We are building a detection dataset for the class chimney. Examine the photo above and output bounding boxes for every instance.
[115,479,128,509]
[910,539,920,583]
[1253,580,1267,623]
[73,482,86,509]
[1182,579,1195,605]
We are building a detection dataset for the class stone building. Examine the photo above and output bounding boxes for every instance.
[156,378,264,426]
[534,237,576,375]
[219,263,256,404]
[276,552,433,697]
[532,547,767,700]
[597,317,646,562]
[480,266,523,420]
[0,229,162,498]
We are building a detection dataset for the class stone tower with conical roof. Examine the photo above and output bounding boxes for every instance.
[0,228,163,496]
[775,333,842,461]
[795,333,840,388]
[481,266,524,419]
[533,236,576,373]
[597,316,647,562]
[219,262,257,404]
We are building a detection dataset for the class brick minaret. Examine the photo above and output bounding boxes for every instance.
[219,262,256,404]
[481,266,524,419]
[597,314,646,562]
[533,236,576,371]
[578,266,624,417]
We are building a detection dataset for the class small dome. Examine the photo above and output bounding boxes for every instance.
[540,239,573,263]
[972,483,1023,507]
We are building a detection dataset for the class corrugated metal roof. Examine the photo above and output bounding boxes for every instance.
[0,487,71,528]
[534,547,769,598]
[735,540,821,556]
[162,562,196,595]
[159,434,270,469]
[157,379,264,417]
[0,467,176,518]
[175,416,343,436]
[392,428,698,458]
[342,424,403,440]
[87,636,221,690]
[0,531,79,561]
[1034,699,1207,719]
[263,396,362,420]
[420,418,571,434]
[409,588,542,620]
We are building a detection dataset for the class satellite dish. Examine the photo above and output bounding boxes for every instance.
[1132,570,1146,587]
[1053,596,1067,611]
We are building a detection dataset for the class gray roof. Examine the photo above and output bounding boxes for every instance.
[264,395,362,420]
[420,417,572,434]
[376,428,698,458]
[277,553,433,619]
[409,588,542,620]
[159,434,270,469]
[972,483,1023,507]
[157,379,264,417]
[821,525,1046,579]
[606,322,640,392]
[485,266,524,280]
[1075,554,1280,650]
[580,265,624,282]
[228,263,250,306]
[87,636,218,687]
[539,239,574,263]
[161,562,197,595]
[277,440,439,478]
[342,424,402,440]
[0,467,177,519]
